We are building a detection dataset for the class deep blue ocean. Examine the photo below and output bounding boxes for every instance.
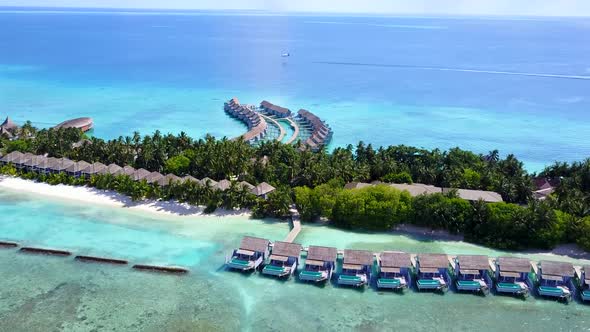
[1,8,590,171]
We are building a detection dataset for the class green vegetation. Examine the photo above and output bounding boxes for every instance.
[1,123,589,251]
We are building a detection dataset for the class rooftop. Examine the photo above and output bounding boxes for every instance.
[457,255,489,270]
[497,257,531,273]
[418,253,449,269]
[306,245,337,262]
[272,241,302,258]
[239,236,270,253]
[380,252,411,268]
[540,260,574,277]
[343,249,374,266]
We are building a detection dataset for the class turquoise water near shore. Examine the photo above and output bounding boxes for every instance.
[0,187,589,331]
[2,11,590,171]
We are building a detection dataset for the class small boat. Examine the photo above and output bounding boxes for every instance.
[281,53,290,57]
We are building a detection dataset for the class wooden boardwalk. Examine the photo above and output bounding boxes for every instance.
[260,114,286,142]
[283,205,302,243]
[284,118,300,144]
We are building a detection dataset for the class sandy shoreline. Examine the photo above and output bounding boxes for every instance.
[0,176,251,219]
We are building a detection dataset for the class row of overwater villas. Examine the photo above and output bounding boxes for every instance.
[226,236,590,303]
[224,98,268,142]
[0,151,276,195]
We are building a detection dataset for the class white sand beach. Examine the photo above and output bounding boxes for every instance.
[0,176,251,219]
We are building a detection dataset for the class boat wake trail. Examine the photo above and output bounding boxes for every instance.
[314,61,590,81]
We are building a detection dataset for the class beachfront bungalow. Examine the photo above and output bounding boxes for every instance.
[145,171,164,184]
[238,181,255,191]
[13,152,34,170]
[262,241,302,278]
[377,252,413,291]
[416,253,451,292]
[214,179,232,191]
[157,174,181,187]
[580,265,590,302]
[122,165,136,177]
[23,154,44,172]
[251,182,276,199]
[454,255,493,295]
[81,162,107,178]
[36,157,59,175]
[338,249,373,287]
[132,168,150,181]
[51,158,75,174]
[226,236,270,272]
[494,257,532,297]
[201,177,218,187]
[299,245,338,283]
[537,260,575,302]
[105,163,123,176]
[65,161,91,178]
[183,175,200,184]
[0,151,24,165]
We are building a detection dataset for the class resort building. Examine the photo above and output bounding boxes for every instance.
[157,174,181,187]
[296,109,333,151]
[23,154,44,172]
[0,117,18,139]
[343,182,373,190]
[132,168,150,181]
[122,166,136,177]
[238,181,255,191]
[338,249,374,287]
[415,253,451,292]
[581,265,590,302]
[214,179,232,191]
[537,260,575,302]
[106,163,123,175]
[145,171,164,184]
[299,245,338,283]
[0,151,24,165]
[454,255,493,294]
[81,162,107,178]
[224,98,268,143]
[260,100,291,118]
[494,257,532,297]
[37,157,59,175]
[390,183,442,196]
[377,251,413,291]
[262,241,302,278]
[201,177,218,187]
[183,175,200,184]
[251,182,276,199]
[54,117,93,132]
[532,177,560,200]
[442,188,503,203]
[66,161,91,178]
[226,236,270,272]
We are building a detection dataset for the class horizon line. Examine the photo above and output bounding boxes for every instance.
[1,6,589,18]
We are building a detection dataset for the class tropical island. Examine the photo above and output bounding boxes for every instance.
[0,113,589,255]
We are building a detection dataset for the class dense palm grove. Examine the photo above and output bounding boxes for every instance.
[1,124,589,251]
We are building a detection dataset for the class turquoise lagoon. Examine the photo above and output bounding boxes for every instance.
[0,187,589,331]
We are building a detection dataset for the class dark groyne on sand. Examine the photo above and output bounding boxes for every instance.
[20,247,72,256]
[132,264,189,274]
[75,255,129,265]
[0,241,18,248]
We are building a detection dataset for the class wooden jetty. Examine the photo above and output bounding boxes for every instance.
[132,264,189,274]
[75,255,128,265]
[19,247,72,256]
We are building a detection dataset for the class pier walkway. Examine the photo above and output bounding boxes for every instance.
[260,114,286,142]
[283,204,302,243]
[284,118,300,144]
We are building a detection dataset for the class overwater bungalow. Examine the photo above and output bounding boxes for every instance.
[157,174,181,187]
[299,245,338,283]
[65,161,91,178]
[262,241,302,278]
[494,257,532,297]
[145,171,164,184]
[251,182,276,199]
[338,249,373,287]
[454,255,493,294]
[260,100,291,118]
[132,168,150,181]
[416,253,451,292]
[226,236,270,272]
[377,252,412,291]
[537,260,575,302]
[581,265,590,302]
